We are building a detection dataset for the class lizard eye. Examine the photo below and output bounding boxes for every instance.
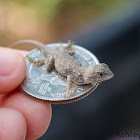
[99,73,103,76]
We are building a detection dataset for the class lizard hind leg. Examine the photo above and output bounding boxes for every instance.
[45,56,54,72]
[27,56,45,66]
[27,48,46,66]
[38,48,54,72]
[60,40,75,56]
[63,75,75,97]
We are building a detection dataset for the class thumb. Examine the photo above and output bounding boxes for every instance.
[0,49,26,94]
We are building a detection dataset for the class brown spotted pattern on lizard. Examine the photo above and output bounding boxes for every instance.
[9,40,114,97]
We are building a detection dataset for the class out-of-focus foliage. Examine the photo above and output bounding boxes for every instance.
[9,0,63,20]
[0,0,138,47]
[2,0,132,21]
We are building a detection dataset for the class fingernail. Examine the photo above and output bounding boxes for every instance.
[0,50,19,76]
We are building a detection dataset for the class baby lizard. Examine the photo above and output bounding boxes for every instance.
[9,40,114,97]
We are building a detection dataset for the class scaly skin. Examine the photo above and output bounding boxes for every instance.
[9,40,114,97]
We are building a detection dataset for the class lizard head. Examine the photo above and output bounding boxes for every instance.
[83,63,114,83]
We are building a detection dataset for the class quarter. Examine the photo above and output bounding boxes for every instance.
[20,43,99,104]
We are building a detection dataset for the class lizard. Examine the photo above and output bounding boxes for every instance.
[9,40,114,97]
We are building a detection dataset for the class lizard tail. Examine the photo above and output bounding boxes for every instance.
[8,39,53,55]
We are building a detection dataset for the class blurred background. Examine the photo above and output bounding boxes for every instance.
[1,0,140,140]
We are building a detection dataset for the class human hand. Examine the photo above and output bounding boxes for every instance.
[0,47,52,140]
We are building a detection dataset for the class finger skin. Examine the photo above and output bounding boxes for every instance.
[1,89,52,140]
[0,108,27,140]
[0,47,28,57]
[0,49,26,94]
[0,47,52,139]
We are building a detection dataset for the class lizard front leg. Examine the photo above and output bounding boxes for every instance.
[60,40,75,56]
[63,75,75,97]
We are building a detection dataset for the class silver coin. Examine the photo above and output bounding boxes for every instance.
[20,43,100,104]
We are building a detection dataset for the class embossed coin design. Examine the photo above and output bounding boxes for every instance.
[20,43,100,104]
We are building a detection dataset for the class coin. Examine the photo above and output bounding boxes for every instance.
[20,43,100,104]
